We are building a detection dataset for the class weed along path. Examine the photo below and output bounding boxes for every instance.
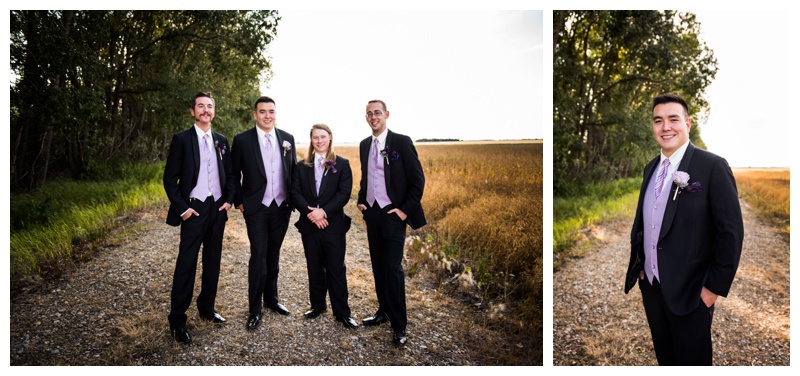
[10,202,531,366]
[553,198,790,365]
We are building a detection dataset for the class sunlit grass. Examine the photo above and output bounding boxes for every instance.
[10,163,166,281]
[553,178,640,271]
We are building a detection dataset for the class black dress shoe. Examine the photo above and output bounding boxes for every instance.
[200,311,227,324]
[336,316,359,329]
[303,307,327,319]
[266,303,291,316]
[393,330,408,346]
[171,327,192,345]
[362,313,388,326]
[246,313,261,331]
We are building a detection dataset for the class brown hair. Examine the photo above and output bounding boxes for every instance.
[303,123,337,167]
[367,99,387,112]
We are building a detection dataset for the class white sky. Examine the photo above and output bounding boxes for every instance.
[690,10,792,168]
[261,10,543,144]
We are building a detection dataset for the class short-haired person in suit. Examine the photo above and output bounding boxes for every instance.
[357,99,426,345]
[625,93,744,365]
[291,124,359,329]
[231,96,297,330]
[163,92,235,344]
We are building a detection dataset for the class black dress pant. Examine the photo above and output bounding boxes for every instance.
[301,229,351,318]
[168,196,226,329]
[639,278,714,365]
[244,201,290,315]
[364,203,407,332]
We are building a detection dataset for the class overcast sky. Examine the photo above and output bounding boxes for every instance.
[689,10,792,168]
[261,10,543,144]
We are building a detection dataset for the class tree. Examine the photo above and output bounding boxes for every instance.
[553,11,717,195]
[10,10,280,189]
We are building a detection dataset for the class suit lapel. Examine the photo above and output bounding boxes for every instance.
[659,143,696,241]
[212,132,225,186]
[275,129,291,184]
[384,130,393,188]
[250,128,267,180]
[190,128,201,185]
[318,158,333,198]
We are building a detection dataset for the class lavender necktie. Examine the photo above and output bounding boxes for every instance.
[315,156,324,195]
[266,134,274,161]
[373,138,379,164]
[655,159,670,198]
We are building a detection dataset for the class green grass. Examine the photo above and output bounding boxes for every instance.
[553,178,640,270]
[10,162,167,281]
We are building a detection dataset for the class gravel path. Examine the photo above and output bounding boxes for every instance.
[553,199,790,365]
[10,203,532,366]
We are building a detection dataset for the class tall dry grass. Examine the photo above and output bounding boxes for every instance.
[733,169,790,233]
[330,142,542,363]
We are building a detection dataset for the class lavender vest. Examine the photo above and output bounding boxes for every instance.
[261,133,286,206]
[643,163,670,284]
[189,133,222,201]
[366,137,392,208]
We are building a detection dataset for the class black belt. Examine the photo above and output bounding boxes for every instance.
[189,195,213,202]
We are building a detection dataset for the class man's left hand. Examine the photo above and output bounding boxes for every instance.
[387,208,407,221]
[219,202,232,211]
[700,286,718,308]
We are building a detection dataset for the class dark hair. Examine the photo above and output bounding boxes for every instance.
[254,96,276,110]
[367,99,387,112]
[192,92,213,109]
[653,93,689,117]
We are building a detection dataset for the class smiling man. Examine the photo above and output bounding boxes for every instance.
[624,93,744,365]
[163,92,235,344]
[232,96,297,331]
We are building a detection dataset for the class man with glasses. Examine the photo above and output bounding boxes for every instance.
[357,99,426,346]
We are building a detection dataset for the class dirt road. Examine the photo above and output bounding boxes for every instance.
[553,199,790,365]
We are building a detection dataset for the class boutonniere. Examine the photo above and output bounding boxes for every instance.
[671,171,690,200]
[214,140,225,159]
[282,140,292,157]
[379,146,401,165]
[323,160,338,176]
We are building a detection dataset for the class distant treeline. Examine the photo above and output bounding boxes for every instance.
[416,138,461,142]
[10,10,280,191]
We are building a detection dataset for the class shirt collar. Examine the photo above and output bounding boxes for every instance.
[256,126,276,140]
[372,128,389,147]
[660,140,691,168]
[194,124,212,140]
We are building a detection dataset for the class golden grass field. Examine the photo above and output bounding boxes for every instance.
[733,169,790,234]
[315,141,543,359]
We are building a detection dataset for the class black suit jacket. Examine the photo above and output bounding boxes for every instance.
[292,156,353,235]
[231,127,296,212]
[163,126,235,226]
[625,143,744,315]
[357,130,426,230]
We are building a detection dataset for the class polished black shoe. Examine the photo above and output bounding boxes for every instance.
[266,303,291,316]
[393,330,408,346]
[303,307,327,319]
[171,327,192,345]
[362,313,388,326]
[336,316,359,329]
[200,311,227,324]
[246,313,261,331]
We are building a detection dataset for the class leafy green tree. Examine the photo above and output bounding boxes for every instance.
[10,10,279,189]
[553,11,717,195]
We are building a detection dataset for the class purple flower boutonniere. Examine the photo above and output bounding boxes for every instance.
[380,146,400,165]
[282,140,292,157]
[323,160,338,176]
[672,171,690,200]
[215,140,226,159]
